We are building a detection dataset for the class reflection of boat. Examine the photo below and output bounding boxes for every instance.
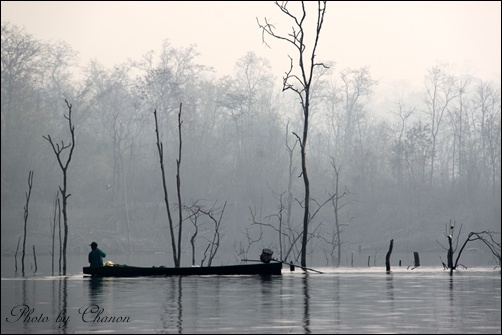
[83,261,282,277]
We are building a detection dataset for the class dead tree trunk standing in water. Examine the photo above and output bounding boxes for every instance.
[447,234,454,276]
[21,170,34,275]
[385,239,394,272]
[258,1,328,268]
[175,105,183,267]
[49,193,61,275]
[438,220,501,274]
[57,196,62,273]
[43,99,76,275]
[154,103,184,267]
[413,251,420,267]
[437,221,462,274]
[14,237,21,272]
[406,251,420,270]
[32,245,37,272]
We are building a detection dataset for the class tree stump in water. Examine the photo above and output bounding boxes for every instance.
[385,239,394,272]
[413,251,420,267]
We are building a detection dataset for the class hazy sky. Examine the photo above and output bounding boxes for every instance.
[2,1,501,92]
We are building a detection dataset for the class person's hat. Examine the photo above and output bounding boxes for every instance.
[89,242,98,247]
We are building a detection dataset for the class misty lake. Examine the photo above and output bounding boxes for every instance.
[1,254,500,334]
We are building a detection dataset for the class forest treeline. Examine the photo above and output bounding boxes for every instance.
[1,22,500,267]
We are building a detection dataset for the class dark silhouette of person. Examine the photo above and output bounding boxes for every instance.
[88,242,106,267]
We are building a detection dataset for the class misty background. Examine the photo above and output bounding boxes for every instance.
[1,2,500,267]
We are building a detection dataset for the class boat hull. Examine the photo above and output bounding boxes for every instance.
[83,262,282,277]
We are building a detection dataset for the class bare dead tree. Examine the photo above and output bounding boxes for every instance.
[21,170,34,275]
[436,220,463,275]
[176,103,183,266]
[258,1,328,267]
[237,227,264,261]
[447,234,454,275]
[49,192,58,275]
[48,192,62,274]
[285,120,297,256]
[153,103,184,267]
[200,201,227,267]
[252,204,325,265]
[185,200,228,267]
[386,239,394,272]
[14,236,20,272]
[407,251,421,270]
[455,231,501,269]
[43,99,75,275]
[437,221,500,273]
[185,203,202,266]
[154,108,177,266]
[57,196,62,274]
[249,191,287,259]
[32,245,37,273]
[329,158,351,267]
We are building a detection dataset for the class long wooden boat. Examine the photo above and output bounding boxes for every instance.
[83,261,282,277]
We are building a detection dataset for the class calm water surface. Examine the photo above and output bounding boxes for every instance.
[1,255,500,334]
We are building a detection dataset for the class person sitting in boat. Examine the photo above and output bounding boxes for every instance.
[88,241,106,267]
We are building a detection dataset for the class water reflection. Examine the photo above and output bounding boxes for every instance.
[303,274,311,334]
[88,277,104,302]
[176,276,182,334]
[22,279,28,334]
[386,272,394,302]
[260,275,273,307]
[60,277,69,334]
[17,275,69,334]
[161,276,183,333]
[333,276,340,329]
[386,271,395,332]
[449,276,455,325]
[2,266,500,334]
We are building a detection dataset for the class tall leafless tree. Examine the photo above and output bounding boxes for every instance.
[43,99,75,275]
[21,170,34,275]
[154,103,184,267]
[329,159,351,267]
[258,1,327,267]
